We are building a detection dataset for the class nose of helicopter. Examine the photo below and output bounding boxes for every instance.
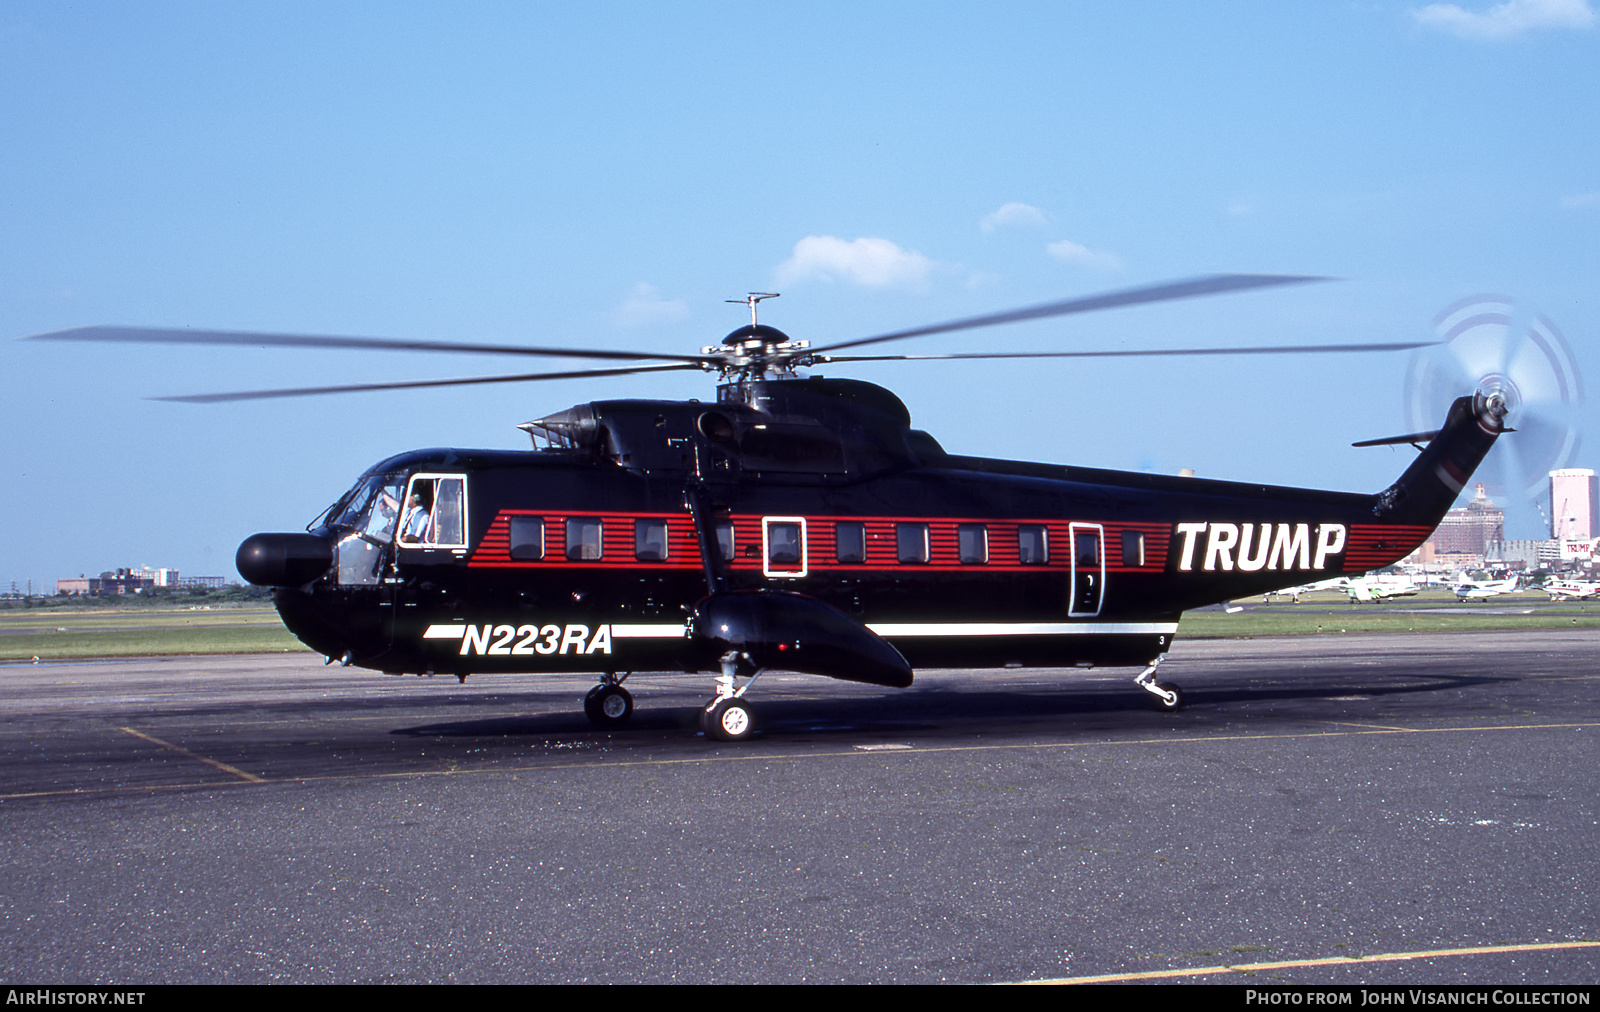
[236,532,334,587]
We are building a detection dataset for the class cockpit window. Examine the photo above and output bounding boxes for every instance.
[312,474,404,541]
[361,480,405,542]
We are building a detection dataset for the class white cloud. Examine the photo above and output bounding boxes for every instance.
[774,235,937,289]
[1046,238,1123,271]
[612,283,689,329]
[1412,0,1594,39]
[979,202,1048,232]
[1559,191,1600,208]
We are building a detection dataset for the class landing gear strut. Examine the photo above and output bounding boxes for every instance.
[583,672,633,727]
[1134,657,1184,712]
[701,651,761,742]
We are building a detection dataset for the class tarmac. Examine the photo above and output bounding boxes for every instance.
[0,630,1596,984]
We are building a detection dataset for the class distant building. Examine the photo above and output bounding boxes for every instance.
[56,566,230,596]
[128,566,181,587]
[1489,539,1561,570]
[57,568,154,596]
[1550,468,1598,540]
[1427,484,1505,560]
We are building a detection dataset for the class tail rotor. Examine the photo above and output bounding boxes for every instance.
[1403,296,1584,532]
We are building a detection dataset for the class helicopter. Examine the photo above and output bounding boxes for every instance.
[32,274,1509,741]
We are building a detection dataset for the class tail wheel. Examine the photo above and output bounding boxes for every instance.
[1153,683,1184,712]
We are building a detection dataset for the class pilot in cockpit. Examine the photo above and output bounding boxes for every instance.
[364,490,401,541]
[399,486,433,544]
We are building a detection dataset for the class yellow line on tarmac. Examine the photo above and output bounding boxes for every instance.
[1018,939,1600,984]
[118,727,265,783]
[1317,719,1425,732]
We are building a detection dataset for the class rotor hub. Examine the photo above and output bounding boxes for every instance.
[704,323,812,381]
[721,324,792,348]
[1476,374,1519,415]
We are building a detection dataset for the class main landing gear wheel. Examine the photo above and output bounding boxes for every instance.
[702,697,756,742]
[583,684,634,727]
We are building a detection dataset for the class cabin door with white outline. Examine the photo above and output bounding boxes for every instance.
[1069,523,1104,617]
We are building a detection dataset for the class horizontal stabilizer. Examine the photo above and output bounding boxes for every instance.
[1351,429,1439,448]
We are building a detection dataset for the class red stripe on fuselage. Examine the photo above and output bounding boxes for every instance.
[468,511,1171,574]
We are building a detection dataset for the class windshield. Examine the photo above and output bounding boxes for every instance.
[310,473,405,542]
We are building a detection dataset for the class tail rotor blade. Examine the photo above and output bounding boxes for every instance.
[1404,295,1585,532]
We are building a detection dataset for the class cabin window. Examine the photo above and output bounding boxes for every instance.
[510,517,545,561]
[566,518,603,560]
[1121,531,1145,567]
[1075,529,1100,567]
[715,521,734,561]
[767,523,802,565]
[958,524,988,564]
[1018,525,1048,565]
[762,517,808,578]
[432,479,465,546]
[897,523,929,564]
[399,474,466,548]
[835,522,865,563]
[635,519,669,561]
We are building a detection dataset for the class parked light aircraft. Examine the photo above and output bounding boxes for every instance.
[1453,576,1521,601]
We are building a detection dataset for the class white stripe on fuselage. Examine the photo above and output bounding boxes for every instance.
[867,621,1177,637]
[611,624,689,638]
[425,620,1175,642]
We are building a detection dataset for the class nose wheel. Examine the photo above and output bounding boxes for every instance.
[583,673,634,727]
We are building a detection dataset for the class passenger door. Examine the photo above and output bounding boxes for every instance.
[1069,523,1104,616]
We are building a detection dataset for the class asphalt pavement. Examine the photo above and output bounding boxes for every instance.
[0,630,1596,984]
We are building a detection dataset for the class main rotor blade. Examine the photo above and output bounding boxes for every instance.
[28,325,714,365]
[819,339,1434,364]
[154,362,705,403]
[811,273,1333,354]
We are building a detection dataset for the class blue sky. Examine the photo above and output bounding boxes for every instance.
[4,1,1598,589]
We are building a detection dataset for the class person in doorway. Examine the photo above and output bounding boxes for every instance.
[399,484,433,544]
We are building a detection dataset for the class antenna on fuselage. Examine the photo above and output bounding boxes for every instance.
[726,292,780,328]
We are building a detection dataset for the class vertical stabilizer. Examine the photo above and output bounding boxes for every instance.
[1372,392,1507,527]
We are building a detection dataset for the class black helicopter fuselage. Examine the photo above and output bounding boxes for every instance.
[241,376,1501,689]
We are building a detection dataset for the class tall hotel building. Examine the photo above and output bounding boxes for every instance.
[1432,484,1505,557]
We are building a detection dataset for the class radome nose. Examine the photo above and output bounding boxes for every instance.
[236,532,334,587]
